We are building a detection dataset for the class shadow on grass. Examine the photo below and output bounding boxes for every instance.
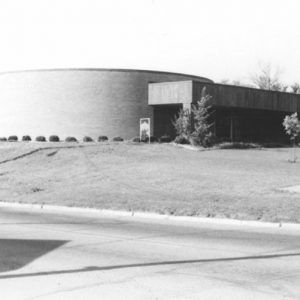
[0,221,130,226]
[0,239,68,273]
[0,252,298,280]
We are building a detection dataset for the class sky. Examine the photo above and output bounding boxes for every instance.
[0,0,300,84]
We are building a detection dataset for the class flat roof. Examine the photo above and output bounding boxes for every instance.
[0,68,213,82]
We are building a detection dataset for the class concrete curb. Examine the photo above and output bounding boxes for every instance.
[0,201,299,230]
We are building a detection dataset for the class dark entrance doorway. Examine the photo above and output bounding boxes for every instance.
[152,104,182,138]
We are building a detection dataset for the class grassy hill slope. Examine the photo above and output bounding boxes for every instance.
[0,142,299,223]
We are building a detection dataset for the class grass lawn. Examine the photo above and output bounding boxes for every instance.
[0,142,299,223]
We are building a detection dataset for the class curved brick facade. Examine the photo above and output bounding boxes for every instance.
[0,69,212,140]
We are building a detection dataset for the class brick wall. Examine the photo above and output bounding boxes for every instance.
[0,69,211,140]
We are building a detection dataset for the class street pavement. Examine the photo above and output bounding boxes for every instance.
[0,205,299,300]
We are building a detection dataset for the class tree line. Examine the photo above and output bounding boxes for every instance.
[220,62,300,93]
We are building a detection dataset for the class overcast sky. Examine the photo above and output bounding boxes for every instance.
[0,0,300,84]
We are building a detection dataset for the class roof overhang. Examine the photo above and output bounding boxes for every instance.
[149,80,300,113]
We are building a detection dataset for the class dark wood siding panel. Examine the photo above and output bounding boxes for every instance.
[193,82,300,112]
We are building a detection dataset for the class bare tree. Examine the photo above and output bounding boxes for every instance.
[290,82,300,94]
[219,79,229,84]
[250,62,286,91]
[219,79,255,88]
[232,80,242,86]
[220,64,297,93]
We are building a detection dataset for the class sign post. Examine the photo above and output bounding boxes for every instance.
[140,118,151,143]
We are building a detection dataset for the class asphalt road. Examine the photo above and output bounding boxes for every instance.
[0,205,299,300]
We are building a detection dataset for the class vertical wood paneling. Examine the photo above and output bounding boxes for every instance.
[193,82,300,113]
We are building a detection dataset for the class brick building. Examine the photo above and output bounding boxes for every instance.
[0,68,299,142]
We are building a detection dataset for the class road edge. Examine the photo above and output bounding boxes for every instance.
[0,201,299,230]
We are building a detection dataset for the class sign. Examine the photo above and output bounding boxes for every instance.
[140,118,150,143]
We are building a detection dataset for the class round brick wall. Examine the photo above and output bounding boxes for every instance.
[0,69,212,140]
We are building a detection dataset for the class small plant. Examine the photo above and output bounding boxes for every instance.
[31,187,43,193]
[49,135,60,142]
[149,136,158,143]
[139,136,158,143]
[261,142,286,148]
[0,137,7,142]
[22,135,32,141]
[172,108,191,142]
[112,136,124,142]
[174,135,190,144]
[131,136,140,143]
[283,112,300,162]
[140,134,148,143]
[65,136,78,142]
[217,142,260,149]
[98,135,108,142]
[35,136,46,142]
[83,136,94,142]
[8,135,18,142]
[159,135,171,143]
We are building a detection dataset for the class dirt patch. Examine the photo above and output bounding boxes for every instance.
[279,186,300,193]
[47,150,59,157]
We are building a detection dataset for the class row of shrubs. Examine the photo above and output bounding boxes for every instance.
[0,134,173,143]
[0,135,115,142]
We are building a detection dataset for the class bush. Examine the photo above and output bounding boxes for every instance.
[112,136,124,142]
[159,135,171,143]
[261,142,287,148]
[65,136,78,142]
[131,136,140,143]
[83,136,94,142]
[22,135,32,141]
[190,132,216,148]
[173,109,191,140]
[49,135,60,142]
[174,135,190,144]
[98,135,108,142]
[217,142,261,149]
[35,136,46,142]
[0,137,7,142]
[141,136,158,143]
[150,136,159,143]
[8,135,18,142]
